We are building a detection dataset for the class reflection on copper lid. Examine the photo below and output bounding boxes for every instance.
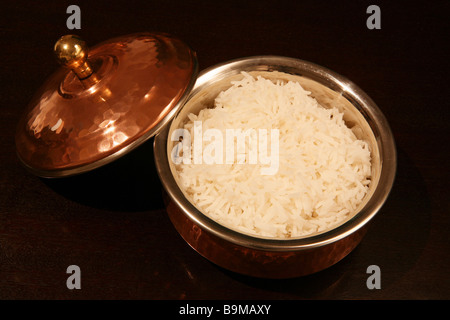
[15,32,198,177]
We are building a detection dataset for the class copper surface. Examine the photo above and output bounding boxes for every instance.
[16,33,197,177]
[153,56,396,278]
[165,193,367,278]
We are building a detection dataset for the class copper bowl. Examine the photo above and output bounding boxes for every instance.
[153,56,396,279]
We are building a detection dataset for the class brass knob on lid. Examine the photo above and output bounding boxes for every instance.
[54,35,98,87]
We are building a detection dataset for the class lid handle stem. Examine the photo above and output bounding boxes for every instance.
[54,35,99,88]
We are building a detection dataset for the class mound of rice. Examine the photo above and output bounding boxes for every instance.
[174,72,371,238]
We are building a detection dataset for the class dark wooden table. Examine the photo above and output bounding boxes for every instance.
[1,0,448,301]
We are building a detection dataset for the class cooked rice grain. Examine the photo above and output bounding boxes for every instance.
[175,72,371,238]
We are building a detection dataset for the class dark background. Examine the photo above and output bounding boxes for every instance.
[0,0,448,300]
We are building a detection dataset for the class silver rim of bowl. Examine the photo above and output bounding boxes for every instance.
[153,55,397,252]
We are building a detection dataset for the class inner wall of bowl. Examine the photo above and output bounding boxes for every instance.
[167,69,381,239]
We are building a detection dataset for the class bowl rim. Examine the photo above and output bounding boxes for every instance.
[154,55,397,251]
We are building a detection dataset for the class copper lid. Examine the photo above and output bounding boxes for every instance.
[15,33,198,177]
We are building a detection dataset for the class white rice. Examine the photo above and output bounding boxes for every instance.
[174,72,371,238]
